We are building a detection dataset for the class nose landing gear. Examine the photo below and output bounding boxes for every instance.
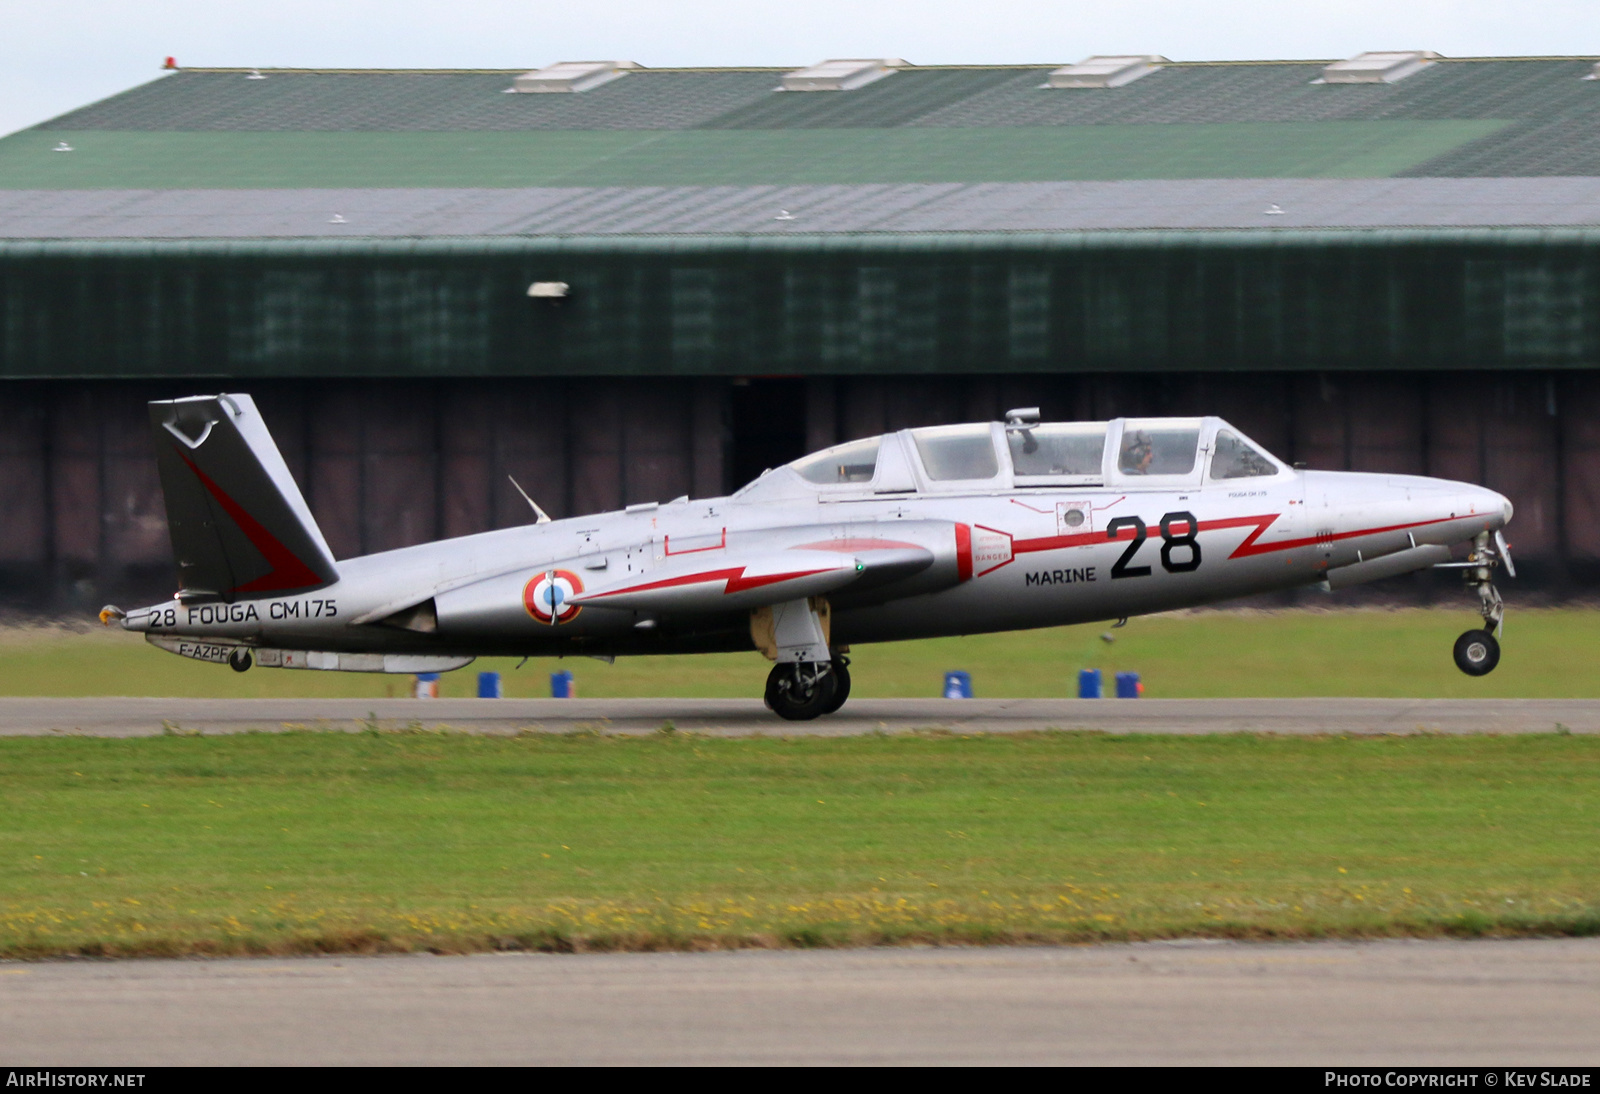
[1452,629,1499,676]
[1442,531,1513,677]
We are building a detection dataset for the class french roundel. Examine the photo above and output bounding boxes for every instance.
[524,569,584,624]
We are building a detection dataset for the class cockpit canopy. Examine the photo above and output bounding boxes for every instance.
[741,415,1286,499]
[794,436,882,485]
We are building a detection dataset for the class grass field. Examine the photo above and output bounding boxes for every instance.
[4,607,1599,699]
[0,731,1595,956]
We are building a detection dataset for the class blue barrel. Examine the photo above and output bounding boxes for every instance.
[1115,671,1141,699]
[414,672,440,699]
[943,670,973,699]
[550,670,574,699]
[1078,668,1102,699]
[477,671,501,699]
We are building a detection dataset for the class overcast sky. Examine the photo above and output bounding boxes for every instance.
[2,1,1596,136]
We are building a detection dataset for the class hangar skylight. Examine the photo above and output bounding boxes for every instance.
[510,61,640,94]
[780,59,905,92]
[1319,51,1438,85]
[1047,56,1167,89]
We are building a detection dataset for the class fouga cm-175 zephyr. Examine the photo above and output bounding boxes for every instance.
[101,395,1516,720]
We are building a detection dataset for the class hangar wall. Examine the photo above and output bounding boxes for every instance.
[0,369,1592,610]
[1,232,1597,378]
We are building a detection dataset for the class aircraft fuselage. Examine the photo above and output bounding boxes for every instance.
[112,401,1515,714]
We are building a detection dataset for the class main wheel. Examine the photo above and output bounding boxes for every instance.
[1453,629,1500,676]
[820,659,851,715]
[228,648,253,673]
[765,663,838,721]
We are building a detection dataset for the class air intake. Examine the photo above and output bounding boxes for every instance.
[781,59,905,92]
[1320,51,1438,84]
[511,60,640,94]
[1048,55,1166,89]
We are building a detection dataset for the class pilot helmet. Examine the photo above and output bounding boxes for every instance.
[1124,430,1153,467]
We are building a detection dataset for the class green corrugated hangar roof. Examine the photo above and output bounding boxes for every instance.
[4,55,1600,382]
[3,57,1600,192]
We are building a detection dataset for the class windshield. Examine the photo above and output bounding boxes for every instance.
[1008,423,1106,477]
[1118,425,1200,476]
[1210,430,1278,479]
[911,425,1000,481]
[791,437,881,485]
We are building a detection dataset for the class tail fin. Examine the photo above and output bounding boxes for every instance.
[149,394,338,602]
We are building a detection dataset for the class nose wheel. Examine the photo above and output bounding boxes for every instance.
[1452,630,1500,676]
[1441,531,1513,677]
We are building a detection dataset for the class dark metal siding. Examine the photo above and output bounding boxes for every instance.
[1,234,1596,378]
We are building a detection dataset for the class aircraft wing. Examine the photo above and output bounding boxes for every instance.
[566,545,933,614]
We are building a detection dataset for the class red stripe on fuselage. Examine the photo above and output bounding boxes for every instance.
[1214,512,1461,559]
[1010,511,1463,561]
[579,565,840,600]
[1013,529,1108,554]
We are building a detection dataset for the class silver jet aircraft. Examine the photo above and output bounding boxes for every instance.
[102,395,1516,719]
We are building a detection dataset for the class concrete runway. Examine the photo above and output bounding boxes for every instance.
[0,696,1595,736]
[2,939,1597,1065]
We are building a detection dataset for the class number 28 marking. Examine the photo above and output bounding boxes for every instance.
[1107,511,1202,578]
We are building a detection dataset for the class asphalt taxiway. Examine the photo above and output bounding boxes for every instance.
[3,939,1597,1065]
[0,696,1594,736]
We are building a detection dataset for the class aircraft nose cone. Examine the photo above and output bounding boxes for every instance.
[1471,486,1513,529]
[1498,493,1514,528]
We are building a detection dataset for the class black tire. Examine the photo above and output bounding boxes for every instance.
[1453,629,1500,676]
[766,663,838,721]
[228,648,253,673]
[820,659,851,715]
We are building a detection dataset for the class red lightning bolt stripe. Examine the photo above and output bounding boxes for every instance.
[1012,529,1113,554]
[1012,512,1465,561]
[1213,513,1463,559]
[577,565,840,601]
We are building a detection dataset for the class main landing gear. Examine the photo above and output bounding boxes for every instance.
[765,656,851,721]
[228,647,253,673]
[755,598,851,720]
[1441,531,1514,677]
